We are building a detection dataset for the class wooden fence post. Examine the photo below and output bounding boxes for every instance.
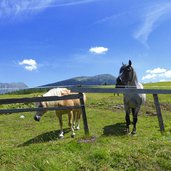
[153,94,165,132]
[79,92,89,135]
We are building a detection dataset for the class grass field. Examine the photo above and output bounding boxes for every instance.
[0,83,171,171]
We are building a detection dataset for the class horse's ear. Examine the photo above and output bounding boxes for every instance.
[128,60,132,66]
[122,62,124,66]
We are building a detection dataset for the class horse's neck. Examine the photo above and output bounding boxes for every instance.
[127,81,138,88]
[127,72,139,88]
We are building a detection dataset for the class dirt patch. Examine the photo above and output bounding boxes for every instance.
[145,102,171,112]
[88,101,171,113]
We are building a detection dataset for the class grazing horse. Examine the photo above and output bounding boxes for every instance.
[34,88,86,138]
[116,60,146,134]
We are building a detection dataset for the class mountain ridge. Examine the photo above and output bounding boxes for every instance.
[0,82,28,94]
[43,74,116,87]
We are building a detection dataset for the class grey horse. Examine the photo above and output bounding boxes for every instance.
[116,60,146,134]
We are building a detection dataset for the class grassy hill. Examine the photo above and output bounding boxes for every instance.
[42,74,116,87]
[144,81,171,88]
[0,82,171,170]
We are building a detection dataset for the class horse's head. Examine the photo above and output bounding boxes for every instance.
[116,60,135,87]
[34,102,47,121]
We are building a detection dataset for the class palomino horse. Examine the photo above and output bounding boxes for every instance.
[34,88,86,138]
[116,60,146,134]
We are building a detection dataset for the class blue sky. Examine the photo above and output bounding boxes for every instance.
[0,0,171,87]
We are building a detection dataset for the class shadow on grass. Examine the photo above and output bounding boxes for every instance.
[17,128,71,147]
[103,122,126,136]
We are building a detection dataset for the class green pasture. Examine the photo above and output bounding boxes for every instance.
[0,83,171,171]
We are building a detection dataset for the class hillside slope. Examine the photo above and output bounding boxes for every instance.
[43,74,116,87]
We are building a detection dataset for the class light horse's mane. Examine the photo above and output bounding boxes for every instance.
[127,66,138,87]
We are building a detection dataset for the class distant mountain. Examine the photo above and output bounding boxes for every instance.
[43,74,116,87]
[0,82,28,94]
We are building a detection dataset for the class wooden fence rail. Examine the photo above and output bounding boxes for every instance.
[0,94,81,104]
[69,87,171,133]
[0,88,171,134]
[0,92,89,135]
[69,87,171,94]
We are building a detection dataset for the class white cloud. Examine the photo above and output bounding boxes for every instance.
[54,0,99,7]
[89,46,108,54]
[142,67,171,82]
[146,68,167,74]
[134,2,171,46]
[142,74,157,80]
[159,79,171,82]
[94,12,125,25]
[0,0,56,18]
[19,59,38,71]
[165,70,171,78]
[0,0,99,18]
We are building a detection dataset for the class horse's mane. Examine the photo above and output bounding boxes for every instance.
[119,64,127,73]
[131,67,138,83]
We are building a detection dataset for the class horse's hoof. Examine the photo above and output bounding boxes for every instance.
[59,132,64,139]
[131,130,137,135]
[125,128,130,134]
[75,126,80,130]
[59,135,64,139]
[34,115,40,122]
[71,133,76,138]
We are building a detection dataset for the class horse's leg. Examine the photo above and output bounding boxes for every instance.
[132,107,140,134]
[68,112,72,128]
[75,111,81,130]
[56,112,64,138]
[69,111,75,138]
[72,111,76,129]
[125,108,131,133]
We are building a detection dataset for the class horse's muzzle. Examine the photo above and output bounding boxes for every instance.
[34,115,41,121]
[116,77,125,88]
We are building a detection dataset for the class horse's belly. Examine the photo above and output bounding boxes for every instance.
[125,101,139,108]
[56,110,71,115]
[124,94,143,108]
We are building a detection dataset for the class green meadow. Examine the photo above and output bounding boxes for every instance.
[0,83,171,171]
